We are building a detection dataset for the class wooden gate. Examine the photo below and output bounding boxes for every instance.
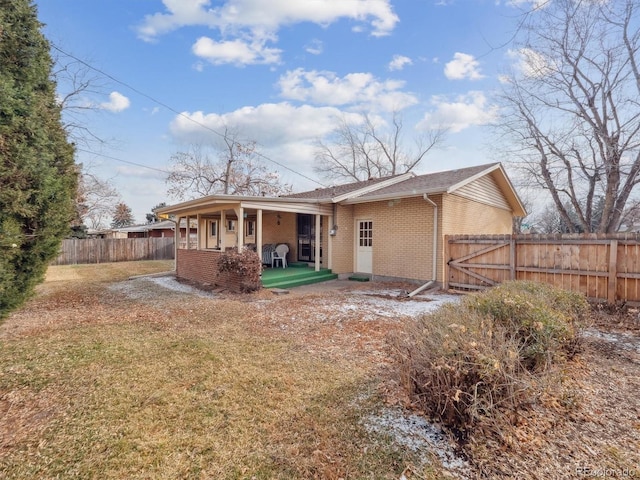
[445,235,515,291]
[445,234,640,305]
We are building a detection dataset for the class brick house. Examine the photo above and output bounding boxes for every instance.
[156,163,526,288]
[108,219,197,247]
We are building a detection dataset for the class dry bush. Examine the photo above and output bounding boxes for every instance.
[217,248,262,292]
[392,281,589,440]
[464,281,589,371]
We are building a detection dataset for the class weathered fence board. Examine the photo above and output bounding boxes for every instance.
[52,238,175,265]
[445,233,640,305]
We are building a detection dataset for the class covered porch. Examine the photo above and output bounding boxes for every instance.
[159,195,336,289]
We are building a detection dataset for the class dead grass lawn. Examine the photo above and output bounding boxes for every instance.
[1,261,639,479]
[0,262,425,479]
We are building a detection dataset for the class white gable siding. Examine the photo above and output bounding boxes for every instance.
[453,175,511,211]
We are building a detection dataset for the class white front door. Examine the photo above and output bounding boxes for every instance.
[356,220,373,273]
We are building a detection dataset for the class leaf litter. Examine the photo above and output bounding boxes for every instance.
[3,265,640,479]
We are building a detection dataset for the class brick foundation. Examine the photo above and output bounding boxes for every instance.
[176,249,252,292]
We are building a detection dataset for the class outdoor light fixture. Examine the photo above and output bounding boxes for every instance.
[277,214,281,225]
[329,225,338,236]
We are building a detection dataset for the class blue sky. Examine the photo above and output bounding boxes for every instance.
[37,0,536,225]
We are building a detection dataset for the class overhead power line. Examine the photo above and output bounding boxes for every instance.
[76,148,170,175]
[51,44,326,188]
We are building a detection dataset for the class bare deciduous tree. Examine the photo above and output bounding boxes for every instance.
[166,129,292,200]
[76,165,121,229]
[497,0,640,233]
[314,112,446,182]
[51,48,109,149]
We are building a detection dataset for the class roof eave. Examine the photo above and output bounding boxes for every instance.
[156,194,333,216]
[340,188,445,205]
[331,172,416,203]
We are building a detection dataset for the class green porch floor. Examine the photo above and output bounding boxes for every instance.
[261,266,338,289]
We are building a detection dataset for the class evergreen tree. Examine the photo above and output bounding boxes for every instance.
[145,202,166,224]
[0,1,77,318]
[110,203,134,228]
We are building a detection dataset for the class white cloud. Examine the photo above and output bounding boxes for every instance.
[192,36,282,65]
[505,0,548,8]
[100,92,130,113]
[418,91,498,133]
[277,68,418,112]
[444,52,484,80]
[136,0,398,41]
[169,103,352,147]
[388,55,412,71]
[168,103,366,181]
[507,48,551,78]
[305,39,323,55]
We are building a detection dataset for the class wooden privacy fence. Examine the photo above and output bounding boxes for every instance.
[445,233,640,305]
[52,237,175,265]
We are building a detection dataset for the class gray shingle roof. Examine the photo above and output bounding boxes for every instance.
[284,163,499,201]
[282,175,402,200]
[355,163,499,200]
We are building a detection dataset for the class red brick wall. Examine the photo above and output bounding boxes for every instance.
[177,249,221,286]
[176,249,257,292]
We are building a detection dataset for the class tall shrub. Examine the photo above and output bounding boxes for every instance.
[392,281,589,437]
[0,1,77,318]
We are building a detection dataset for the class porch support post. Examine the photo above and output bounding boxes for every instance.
[185,216,190,250]
[256,209,263,263]
[327,214,333,270]
[173,216,180,272]
[196,214,201,250]
[237,206,244,250]
[220,211,226,251]
[314,213,321,272]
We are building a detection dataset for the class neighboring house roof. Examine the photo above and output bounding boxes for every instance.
[109,219,189,234]
[156,162,526,217]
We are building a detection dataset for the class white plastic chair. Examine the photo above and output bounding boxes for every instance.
[272,244,289,269]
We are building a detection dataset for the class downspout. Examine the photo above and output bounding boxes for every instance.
[406,194,438,298]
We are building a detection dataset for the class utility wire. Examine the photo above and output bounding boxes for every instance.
[76,148,170,175]
[52,44,327,188]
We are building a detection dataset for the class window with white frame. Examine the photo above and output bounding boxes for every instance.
[227,219,236,232]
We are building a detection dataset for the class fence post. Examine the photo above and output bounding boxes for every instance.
[443,235,450,290]
[510,236,516,280]
[608,239,618,304]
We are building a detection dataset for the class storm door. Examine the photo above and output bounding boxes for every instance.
[297,214,322,262]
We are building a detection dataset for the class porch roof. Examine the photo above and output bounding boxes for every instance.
[155,194,334,218]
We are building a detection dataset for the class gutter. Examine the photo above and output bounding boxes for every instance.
[405,194,438,298]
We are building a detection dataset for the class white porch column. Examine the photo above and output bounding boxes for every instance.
[173,216,180,272]
[237,206,244,250]
[256,209,263,263]
[327,214,333,270]
[220,211,226,251]
[314,213,321,272]
[185,215,190,250]
[196,214,201,250]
